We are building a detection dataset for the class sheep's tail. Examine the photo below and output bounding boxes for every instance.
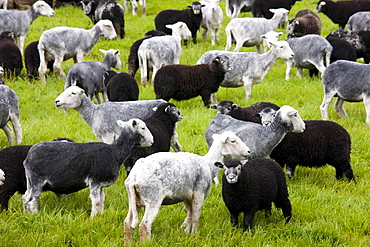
[225,26,233,51]
[127,183,140,228]
[138,49,148,87]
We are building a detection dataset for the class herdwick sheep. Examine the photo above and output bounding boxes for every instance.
[64,49,121,104]
[252,0,301,20]
[23,119,154,216]
[215,159,292,230]
[259,107,355,182]
[104,71,139,102]
[0,66,4,84]
[260,31,283,53]
[24,41,54,79]
[0,85,22,144]
[225,0,255,19]
[123,131,250,243]
[196,40,294,100]
[326,36,357,64]
[316,0,370,30]
[0,1,54,55]
[123,0,146,16]
[154,56,233,107]
[0,0,7,10]
[0,169,4,186]
[154,1,204,44]
[286,9,322,36]
[285,34,332,80]
[225,8,289,52]
[205,105,306,159]
[200,0,223,45]
[124,102,183,174]
[347,11,370,31]
[38,19,117,84]
[138,22,191,87]
[55,86,166,144]
[0,31,23,77]
[320,60,370,124]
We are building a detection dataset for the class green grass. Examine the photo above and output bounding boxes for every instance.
[1,1,369,246]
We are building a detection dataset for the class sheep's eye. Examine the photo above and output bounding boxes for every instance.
[272,113,276,117]
[230,140,236,143]
[71,92,76,95]
[293,113,297,117]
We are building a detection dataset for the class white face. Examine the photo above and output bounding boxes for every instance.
[118,119,154,147]
[35,1,55,17]
[100,20,117,40]
[55,86,84,109]
[273,41,295,60]
[218,132,251,161]
[279,106,306,133]
[223,164,242,184]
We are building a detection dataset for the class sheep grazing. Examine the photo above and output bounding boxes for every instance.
[320,60,370,124]
[123,0,146,16]
[200,0,223,45]
[0,169,4,186]
[316,0,370,30]
[225,8,289,53]
[154,1,204,44]
[252,0,301,20]
[0,1,54,55]
[225,0,254,19]
[123,131,250,243]
[80,0,125,39]
[196,41,294,100]
[0,85,22,144]
[124,102,183,174]
[286,9,322,36]
[0,31,23,78]
[215,158,292,230]
[104,71,139,102]
[347,11,370,31]
[24,41,54,79]
[38,19,117,84]
[55,86,166,144]
[154,56,233,107]
[64,49,121,104]
[23,119,154,216]
[285,34,332,80]
[138,22,191,87]
[205,105,305,159]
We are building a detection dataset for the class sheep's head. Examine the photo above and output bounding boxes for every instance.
[55,86,85,109]
[211,100,238,115]
[214,159,246,184]
[99,49,122,70]
[34,1,54,17]
[188,1,205,15]
[276,105,306,133]
[117,119,154,147]
[97,20,117,40]
[166,21,192,41]
[269,41,294,60]
[212,131,250,162]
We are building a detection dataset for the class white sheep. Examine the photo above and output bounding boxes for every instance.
[123,131,250,243]
[200,0,223,45]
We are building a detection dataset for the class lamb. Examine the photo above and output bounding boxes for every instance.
[38,19,117,84]
[316,0,370,30]
[200,0,223,45]
[23,118,154,216]
[123,0,146,16]
[0,84,22,144]
[196,40,294,100]
[225,0,255,19]
[286,9,322,36]
[138,22,191,87]
[64,49,122,104]
[154,1,204,44]
[0,1,54,55]
[205,105,306,159]
[123,131,250,243]
[124,102,183,174]
[0,31,23,77]
[154,56,233,107]
[225,8,289,52]
[24,41,54,79]
[55,86,166,144]
[104,71,139,102]
[320,60,370,124]
[347,11,370,31]
[0,169,4,186]
[215,158,292,230]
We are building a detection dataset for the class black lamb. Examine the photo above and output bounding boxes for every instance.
[215,158,292,230]
[0,31,23,77]
[286,9,322,36]
[24,41,54,79]
[104,71,139,102]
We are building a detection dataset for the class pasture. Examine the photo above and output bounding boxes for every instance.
[0,0,369,246]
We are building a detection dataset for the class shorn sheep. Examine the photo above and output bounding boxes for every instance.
[23,119,154,216]
[38,19,117,84]
[123,131,250,243]
[215,158,292,230]
[0,31,23,77]
[154,55,233,107]
[0,1,54,55]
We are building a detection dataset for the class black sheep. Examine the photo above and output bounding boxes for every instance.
[326,36,357,63]
[286,9,322,36]
[215,159,292,230]
[154,56,232,107]
[0,31,23,77]
[24,41,54,79]
[105,72,139,102]
[252,0,300,19]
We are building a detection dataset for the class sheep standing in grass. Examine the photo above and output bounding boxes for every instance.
[24,41,54,79]
[215,158,292,230]
[104,71,139,102]
[0,169,4,186]
[347,11,370,31]
[64,49,121,104]
[0,31,23,77]
[23,119,154,216]
[225,0,255,19]
[200,0,223,45]
[123,0,146,16]
[124,131,250,243]
[286,9,322,36]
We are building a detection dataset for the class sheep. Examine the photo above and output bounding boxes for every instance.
[0,84,22,144]
[123,0,146,16]
[0,1,54,55]
[124,102,183,174]
[0,0,7,10]
[55,86,166,144]
[260,30,283,53]
[225,8,289,53]
[200,0,223,45]
[154,1,204,44]
[258,108,355,182]
[196,40,294,100]
[123,131,250,243]
[205,105,306,159]
[0,31,23,77]
[24,41,54,79]
[215,158,292,230]
[0,169,4,186]
[347,11,370,31]
[64,49,121,104]
[127,30,166,77]
[80,0,125,39]
[285,34,332,80]
[23,118,154,216]
[138,22,191,87]
[154,56,233,107]
[104,71,139,102]
[286,9,322,36]
[320,60,370,125]
[225,0,255,19]
[316,0,370,30]
[0,66,4,84]
[326,36,357,64]
[38,19,117,84]
[252,0,301,20]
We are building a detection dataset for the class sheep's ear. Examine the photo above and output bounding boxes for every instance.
[80,88,85,94]
[240,160,248,166]
[231,103,239,111]
[269,9,277,13]
[213,56,221,63]
[260,34,267,39]
[165,105,171,113]
[152,106,158,112]
[114,49,120,56]
[269,41,277,47]
[214,162,224,169]
[210,104,217,110]
[99,49,107,55]
[294,20,299,25]
[165,24,173,29]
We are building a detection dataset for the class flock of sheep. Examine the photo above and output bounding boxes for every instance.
[0,0,366,244]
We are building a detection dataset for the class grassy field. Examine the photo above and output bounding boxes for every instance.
[1,0,369,246]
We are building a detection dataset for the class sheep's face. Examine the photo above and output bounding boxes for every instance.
[211,101,237,115]
[98,20,117,40]
[214,131,250,161]
[55,86,85,109]
[269,41,294,60]
[259,107,278,126]
[278,105,306,133]
[119,119,154,147]
[34,1,54,17]
[166,22,192,41]
[188,2,204,15]
[215,159,244,184]
[165,104,183,123]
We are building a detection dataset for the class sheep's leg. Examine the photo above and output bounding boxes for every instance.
[95,93,102,104]
[9,113,22,144]
[170,127,182,152]
[131,0,139,15]
[102,89,109,102]
[243,212,255,231]
[255,44,261,54]
[230,212,239,226]
[234,40,244,52]
[141,0,146,16]
[181,200,193,232]
[2,124,14,143]
[202,28,208,41]
[363,93,370,124]
[334,98,347,118]
[242,80,253,100]
[209,28,216,46]
[74,53,84,64]
[215,28,220,44]
[139,202,162,241]
[320,91,335,120]
[53,56,66,79]
[22,186,42,213]
[296,67,303,78]
[285,60,293,80]
[89,184,104,217]
[286,165,296,179]
[189,195,204,233]
[18,36,26,56]
[123,0,128,12]
[38,47,48,84]
[225,28,233,51]
[201,90,212,107]
[210,93,218,103]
